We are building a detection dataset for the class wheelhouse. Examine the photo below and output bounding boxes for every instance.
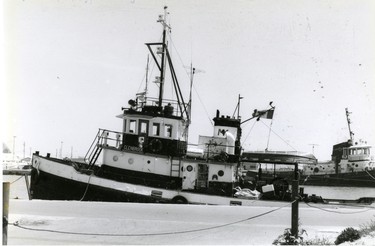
[346,144,372,162]
[116,99,188,157]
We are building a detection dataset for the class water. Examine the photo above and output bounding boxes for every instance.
[4,175,375,201]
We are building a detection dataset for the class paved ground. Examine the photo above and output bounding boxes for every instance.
[6,199,375,245]
[4,175,375,244]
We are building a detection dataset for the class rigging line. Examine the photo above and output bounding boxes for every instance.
[242,119,258,145]
[303,201,375,214]
[259,119,298,151]
[169,37,213,126]
[10,202,292,237]
[192,84,214,126]
[137,58,158,93]
[10,175,24,184]
[169,37,192,80]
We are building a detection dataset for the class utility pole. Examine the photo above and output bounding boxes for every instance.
[309,143,319,155]
[23,142,26,159]
[59,141,63,158]
[12,136,16,161]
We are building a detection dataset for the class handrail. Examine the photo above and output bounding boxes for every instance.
[84,129,101,163]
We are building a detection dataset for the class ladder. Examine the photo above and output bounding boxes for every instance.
[88,145,102,167]
[170,158,181,177]
[85,129,106,167]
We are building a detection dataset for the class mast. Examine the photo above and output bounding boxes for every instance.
[345,107,354,142]
[157,6,170,108]
[232,94,243,119]
[184,63,195,142]
[188,63,195,124]
[145,55,149,100]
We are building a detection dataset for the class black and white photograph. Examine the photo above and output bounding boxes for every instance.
[2,0,375,245]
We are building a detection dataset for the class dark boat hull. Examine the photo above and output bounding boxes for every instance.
[252,170,375,187]
[30,168,163,203]
[301,171,375,187]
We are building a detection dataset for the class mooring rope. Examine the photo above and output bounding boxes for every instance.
[79,173,93,201]
[10,176,24,184]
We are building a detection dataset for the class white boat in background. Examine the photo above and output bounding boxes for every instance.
[2,143,31,170]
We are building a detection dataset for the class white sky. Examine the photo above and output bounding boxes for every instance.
[2,0,375,161]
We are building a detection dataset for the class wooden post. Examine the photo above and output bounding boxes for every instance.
[3,182,10,245]
[291,163,299,238]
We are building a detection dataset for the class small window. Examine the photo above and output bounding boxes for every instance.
[129,120,136,133]
[123,119,127,133]
[152,123,160,136]
[165,124,172,138]
[139,121,148,134]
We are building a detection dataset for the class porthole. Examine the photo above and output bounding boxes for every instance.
[147,160,151,164]
[314,167,319,173]
[186,165,193,172]
[218,170,224,177]
[113,155,118,161]
[128,158,134,165]
[355,164,358,167]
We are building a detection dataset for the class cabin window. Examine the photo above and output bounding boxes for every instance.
[129,120,136,133]
[139,120,149,135]
[165,124,172,138]
[122,119,127,133]
[152,123,160,136]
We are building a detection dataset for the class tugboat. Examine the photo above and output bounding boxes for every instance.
[30,7,311,205]
[242,108,375,187]
[301,108,375,187]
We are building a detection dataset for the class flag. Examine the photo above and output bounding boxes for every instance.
[252,108,274,120]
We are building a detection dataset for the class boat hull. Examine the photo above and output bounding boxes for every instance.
[252,170,375,187]
[30,154,261,205]
[301,171,375,187]
[30,168,160,203]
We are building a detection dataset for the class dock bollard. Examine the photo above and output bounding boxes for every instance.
[3,182,10,245]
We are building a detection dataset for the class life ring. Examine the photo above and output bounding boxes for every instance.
[149,139,163,153]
